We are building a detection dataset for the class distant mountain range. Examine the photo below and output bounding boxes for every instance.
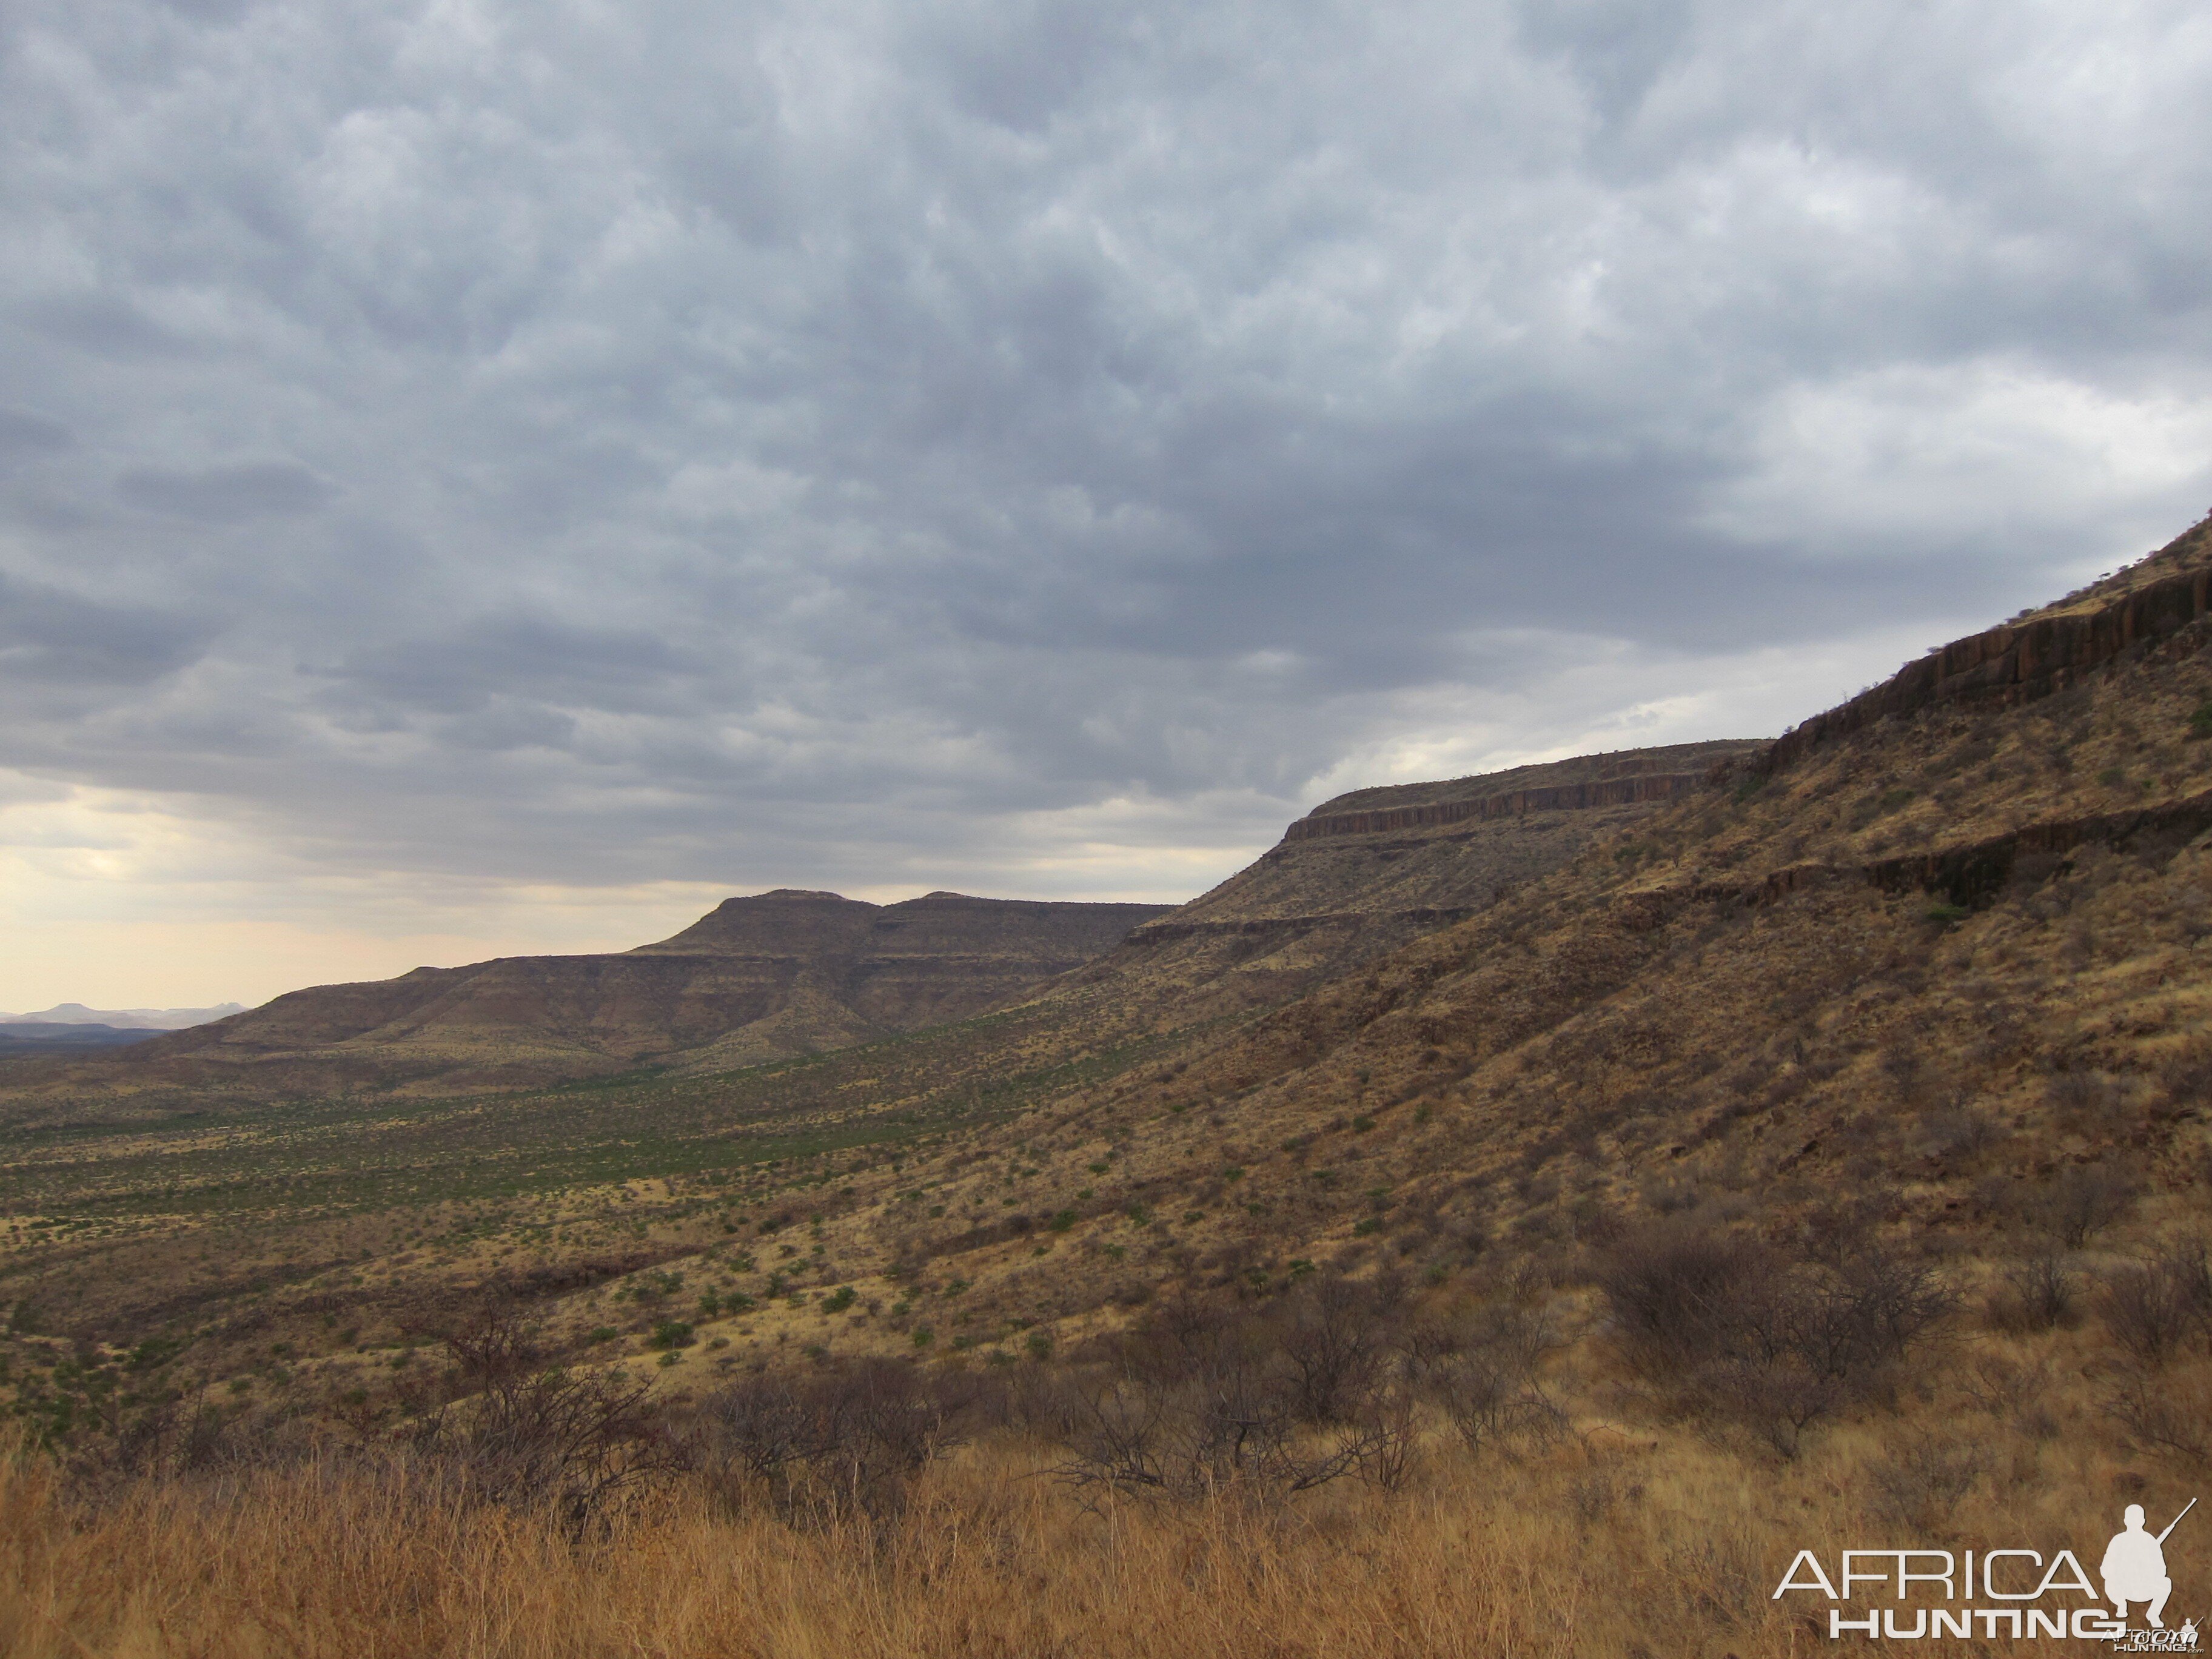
[0,894,1169,1098]
[0,1003,249,1056]
[0,1002,247,1030]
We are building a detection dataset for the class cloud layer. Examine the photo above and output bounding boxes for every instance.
[2,0,2210,1002]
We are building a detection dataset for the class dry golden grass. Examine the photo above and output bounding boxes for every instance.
[15,1373,2194,1659]
[0,1436,1772,1659]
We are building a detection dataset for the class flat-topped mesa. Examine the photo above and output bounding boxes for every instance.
[61,888,1173,1098]
[1285,740,1764,843]
[1766,515,2212,774]
[632,889,1167,959]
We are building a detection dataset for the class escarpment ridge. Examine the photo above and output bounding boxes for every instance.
[1050,741,1765,1021]
[1285,765,1719,841]
[1767,516,2212,772]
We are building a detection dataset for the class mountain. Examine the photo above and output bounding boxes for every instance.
[0,1002,245,1029]
[38,890,1170,1099]
[1062,738,1765,1022]
[12,509,2212,1416]
[0,1022,161,1056]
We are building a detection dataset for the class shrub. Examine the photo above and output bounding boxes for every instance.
[1420,1304,1564,1461]
[2032,1164,2134,1248]
[2096,1242,2212,1367]
[1600,1223,1952,1457]
[1047,1299,1370,1502]
[698,1358,971,1524]
[1986,1255,2077,1333]
[1867,1429,1988,1529]
[1277,1275,1395,1424]
[2103,1364,2212,1467]
[647,1321,694,1352]
[411,1306,681,1536]
[1048,1210,1078,1233]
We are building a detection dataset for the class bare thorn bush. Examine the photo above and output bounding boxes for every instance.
[1600,1223,1952,1458]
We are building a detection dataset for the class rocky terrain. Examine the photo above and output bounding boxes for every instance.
[1057,738,1764,1026]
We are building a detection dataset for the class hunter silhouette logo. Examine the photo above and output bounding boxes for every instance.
[2104,1500,2191,1630]
[1772,1496,2202,1644]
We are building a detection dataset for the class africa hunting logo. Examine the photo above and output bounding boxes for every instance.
[1773,1500,2200,1646]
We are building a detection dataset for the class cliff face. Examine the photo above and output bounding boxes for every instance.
[1283,741,1760,841]
[1767,517,2212,772]
[93,891,1171,1096]
[1045,740,1764,1021]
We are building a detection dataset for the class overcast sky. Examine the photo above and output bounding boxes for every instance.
[4,0,2210,1009]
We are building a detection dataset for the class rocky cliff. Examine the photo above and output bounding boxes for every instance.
[1766,516,2212,771]
[1047,740,1763,1020]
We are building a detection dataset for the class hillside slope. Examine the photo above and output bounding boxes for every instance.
[1048,739,1763,1025]
[20,517,2212,1659]
[17,514,2212,1509]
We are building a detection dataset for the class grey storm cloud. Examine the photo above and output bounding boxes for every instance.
[0,410,73,473]
[0,571,210,688]
[116,461,340,523]
[1,0,2209,896]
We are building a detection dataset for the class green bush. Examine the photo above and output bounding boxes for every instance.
[822,1286,857,1312]
[1048,1208,1078,1233]
[646,1319,694,1351]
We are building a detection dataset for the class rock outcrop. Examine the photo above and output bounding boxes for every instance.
[1767,517,2212,773]
[1050,740,1763,1018]
[1284,769,1713,841]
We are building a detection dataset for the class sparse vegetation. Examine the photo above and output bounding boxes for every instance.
[10,517,2212,1651]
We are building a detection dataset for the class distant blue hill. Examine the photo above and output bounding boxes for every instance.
[0,1022,161,1055]
[0,1002,246,1030]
